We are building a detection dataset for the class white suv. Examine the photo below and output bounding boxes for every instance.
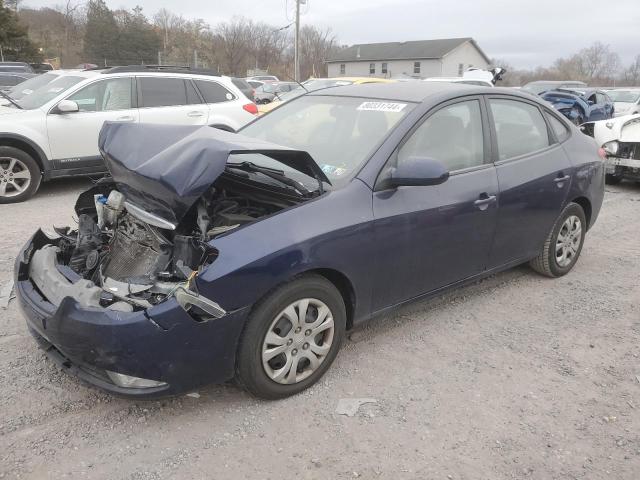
[0,66,259,203]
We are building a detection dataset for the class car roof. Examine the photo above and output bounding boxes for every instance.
[525,80,586,85]
[308,81,502,103]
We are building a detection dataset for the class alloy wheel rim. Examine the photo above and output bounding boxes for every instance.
[0,157,31,197]
[262,298,335,385]
[555,215,582,267]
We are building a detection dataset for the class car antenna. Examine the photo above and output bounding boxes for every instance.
[283,73,308,93]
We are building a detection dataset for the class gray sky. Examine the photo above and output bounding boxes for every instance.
[23,0,640,69]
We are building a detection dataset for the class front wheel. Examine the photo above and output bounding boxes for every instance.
[529,202,587,278]
[236,275,346,399]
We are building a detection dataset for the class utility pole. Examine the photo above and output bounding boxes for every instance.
[294,0,301,82]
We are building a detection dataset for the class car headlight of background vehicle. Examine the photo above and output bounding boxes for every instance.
[602,140,619,156]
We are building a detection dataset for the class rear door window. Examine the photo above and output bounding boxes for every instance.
[139,77,188,107]
[489,99,550,160]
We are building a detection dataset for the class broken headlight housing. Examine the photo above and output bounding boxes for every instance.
[602,140,619,156]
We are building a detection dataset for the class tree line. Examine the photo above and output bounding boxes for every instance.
[4,0,338,79]
[1,0,639,86]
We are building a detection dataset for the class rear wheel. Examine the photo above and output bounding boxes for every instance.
[236,275,346,399]
[529,202,586,278]
[0,146,41,204]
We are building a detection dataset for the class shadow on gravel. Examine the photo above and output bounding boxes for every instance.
[33,177,95,199]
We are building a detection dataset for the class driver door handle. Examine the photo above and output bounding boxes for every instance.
[554,174,570,185]
[115,115,134,122]
[187,111,205,118]
[474,194,496,211]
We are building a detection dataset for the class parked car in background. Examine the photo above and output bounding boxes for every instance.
[231,77,256,101]
[605,88,640,117]
[589,113,640,184]
[15,82,604,399]
[0,70,66,106]
[0,66,258,203]
[0,72,35,92]
[257,77,395,114]
[522,80,587,95]
[0,62,35,73]
[247,75,279,82]
[541,88,614,125]
[254,82,299,104]
[29,63,54,74]
[424,76,493,87]
[247,80,264,89]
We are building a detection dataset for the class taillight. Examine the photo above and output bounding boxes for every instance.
[597,147,607,160]
[243,103,258,115]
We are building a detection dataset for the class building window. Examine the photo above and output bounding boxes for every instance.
[413,62,420,74]
[340,63,345,75]
[381,63,388,74]
[458,63,464,75]
[369,63,375,74]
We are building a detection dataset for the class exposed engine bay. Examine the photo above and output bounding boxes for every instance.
[28,178,296,316]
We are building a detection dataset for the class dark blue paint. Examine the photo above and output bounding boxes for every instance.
[15,85,605,397]
[541,88,614,123]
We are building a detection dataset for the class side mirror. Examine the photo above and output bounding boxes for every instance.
[53,99,79,114]
[587,100,595,106]
[388,157,450,187]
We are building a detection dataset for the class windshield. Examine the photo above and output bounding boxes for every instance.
[16,75,85,109]
[606,90,640,103]
[8,72,61,100]
[240,95,414,186]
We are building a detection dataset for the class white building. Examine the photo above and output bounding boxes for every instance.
[326,37,490,79]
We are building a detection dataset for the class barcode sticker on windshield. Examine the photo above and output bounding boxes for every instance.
[357,102,407,112]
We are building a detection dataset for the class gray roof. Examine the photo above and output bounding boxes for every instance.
[327,37,490,64]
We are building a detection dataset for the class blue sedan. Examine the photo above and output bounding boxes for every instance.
[15,83,605,399]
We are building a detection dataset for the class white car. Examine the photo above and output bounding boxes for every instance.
[0,66,258,203]
[247,75,279,82]
[589,113,640,185]
[423,67,506,88]
[604,88,640,118]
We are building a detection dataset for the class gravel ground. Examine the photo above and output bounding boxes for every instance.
[1,178,639,480]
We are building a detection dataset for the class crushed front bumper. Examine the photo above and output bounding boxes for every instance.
[14,230,249,398]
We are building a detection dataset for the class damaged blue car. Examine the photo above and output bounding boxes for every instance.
[541,88,614,125]
[15,83,605,399]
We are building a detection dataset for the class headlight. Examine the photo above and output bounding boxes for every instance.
[106,370,168,388]
[602,140,619,155]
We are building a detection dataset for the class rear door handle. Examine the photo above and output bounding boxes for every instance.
[115,115,134,122]
[187,111,205,118]
[474,194,497,211]
[554,174,570,185]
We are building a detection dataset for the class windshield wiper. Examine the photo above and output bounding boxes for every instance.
[226,161,311,195]
[0,90,22,109]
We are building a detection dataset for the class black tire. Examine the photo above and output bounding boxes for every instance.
[529,202,587,278]
[605,173,623,185]
[0,146,41,204]
[236,274,346,399]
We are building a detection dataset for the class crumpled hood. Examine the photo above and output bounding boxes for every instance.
[98,122,330,227]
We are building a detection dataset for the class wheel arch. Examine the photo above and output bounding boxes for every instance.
[0,134,48,175]
[571,196,592,229]
[305,268,357,331]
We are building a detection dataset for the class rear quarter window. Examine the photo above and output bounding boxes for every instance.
[194,80,234,103]
[546,112,570,142]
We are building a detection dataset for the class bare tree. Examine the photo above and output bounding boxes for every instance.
[622,55,640,86]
